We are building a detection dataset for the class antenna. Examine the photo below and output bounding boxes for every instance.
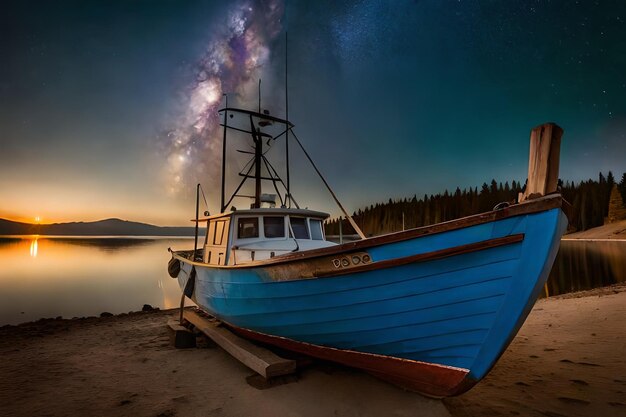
[285,31,291,207]
[220,93,228,213]
[258,79,261,113]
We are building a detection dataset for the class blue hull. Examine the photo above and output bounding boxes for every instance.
[174,203,568,396]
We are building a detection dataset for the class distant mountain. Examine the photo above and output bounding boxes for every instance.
[0,218,203,236]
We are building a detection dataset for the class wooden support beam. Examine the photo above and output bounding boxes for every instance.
[167,319,196,349]
[183,309,296,379]
[520,122,563,202]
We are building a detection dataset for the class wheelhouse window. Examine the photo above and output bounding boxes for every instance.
[290,217,309,239]
[237,217,259,239]
[264,216,285,238]
[309,219,324,240]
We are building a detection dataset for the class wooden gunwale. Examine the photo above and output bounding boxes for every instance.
[171,194,563,269]
[313,234,524,278]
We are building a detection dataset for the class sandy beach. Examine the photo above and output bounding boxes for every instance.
[565,219,626,240]
[445,283,626,417]
[2,285,625,417]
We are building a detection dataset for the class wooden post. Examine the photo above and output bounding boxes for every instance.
[520,123,563,202]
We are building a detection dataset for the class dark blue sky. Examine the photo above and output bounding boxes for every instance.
[2,0,625,225]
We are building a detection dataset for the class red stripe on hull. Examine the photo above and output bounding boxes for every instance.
[227,324,476,397]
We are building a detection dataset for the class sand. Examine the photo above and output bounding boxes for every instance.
[565,219,626,240]
[2,285,626,417]
[0,311,447,417]
[445,283,626,417]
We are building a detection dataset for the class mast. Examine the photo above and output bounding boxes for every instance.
[249,115,262,209]
[285,31,291,207]
[254,134,262,209]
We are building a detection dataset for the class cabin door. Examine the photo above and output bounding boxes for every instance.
[204,219,230,265]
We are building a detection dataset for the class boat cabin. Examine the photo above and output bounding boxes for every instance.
[201,208,336,266]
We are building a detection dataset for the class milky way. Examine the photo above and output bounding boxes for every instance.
[162,0,283,196]
[3,0,625,224]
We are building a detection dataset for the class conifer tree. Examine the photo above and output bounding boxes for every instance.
[618,172,626,206]
[325,174,618,236]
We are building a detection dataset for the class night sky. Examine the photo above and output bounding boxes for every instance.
[2,0,625,226]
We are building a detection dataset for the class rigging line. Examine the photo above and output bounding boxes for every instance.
[260,156,286,207]
[238,155,255,174]
[224,160,256,209]
[290,131,366,239]
[262,141,276,156]
[287,216,300,252]
[198,184,209,210]
[262,154,300,209]
[260,155,285,207]
[272,127,289,141]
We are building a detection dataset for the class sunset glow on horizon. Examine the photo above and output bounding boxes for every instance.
[3,1,626,226]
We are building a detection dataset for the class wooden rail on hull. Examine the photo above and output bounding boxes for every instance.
[314,234,524,278]
[183,309,296,379]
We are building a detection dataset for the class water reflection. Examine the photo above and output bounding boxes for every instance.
[0,236,155,253]
[29,237,38,257]
[547,239,626,296]
[0,236,192,325]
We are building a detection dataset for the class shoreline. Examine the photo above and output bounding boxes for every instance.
[1,284,625,416]
[564,219,626,240]
[562,238,626,242]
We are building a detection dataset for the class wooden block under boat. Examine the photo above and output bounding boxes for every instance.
[167,319,196,349]
[183,309,296,379]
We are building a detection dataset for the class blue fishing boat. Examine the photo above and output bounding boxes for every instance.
[168,106,568,397]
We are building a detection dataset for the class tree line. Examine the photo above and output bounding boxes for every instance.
[325,172,626,237]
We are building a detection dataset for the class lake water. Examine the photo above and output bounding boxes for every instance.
[547,239,626,296]
[1,236,625,326]
[0,236,193,325]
